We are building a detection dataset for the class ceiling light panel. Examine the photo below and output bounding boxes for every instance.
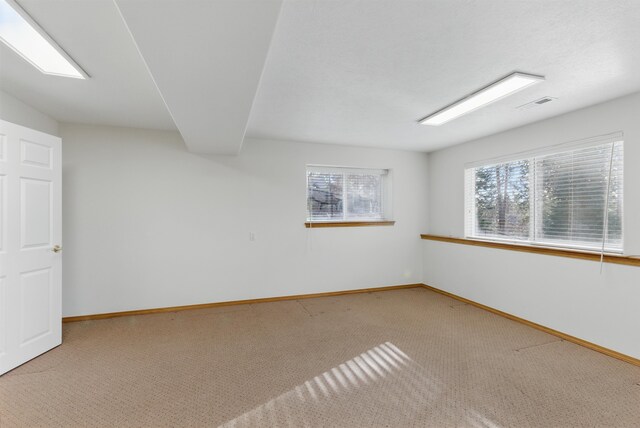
[0,0,85,79]
[420,72,544,126]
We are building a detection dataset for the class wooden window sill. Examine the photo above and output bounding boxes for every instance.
[305,221,395,228]
[420,234,640,267]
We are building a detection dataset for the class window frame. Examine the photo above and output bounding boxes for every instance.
[464,134,624,254]
[306,165,393,225]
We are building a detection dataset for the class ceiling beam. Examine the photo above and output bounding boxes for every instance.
[115,0,282,154]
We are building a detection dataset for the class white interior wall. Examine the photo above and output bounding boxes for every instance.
[61,123,429,317]
[424,91,640,359]
[6,85,638,359]
[0,90,59,136]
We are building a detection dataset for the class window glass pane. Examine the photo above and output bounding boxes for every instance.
[466,139,623,252]
[473,160,530,240]
[535,142,623,249]
[346,174,383,219]
[608,144,624,246]
[307,172,343,220]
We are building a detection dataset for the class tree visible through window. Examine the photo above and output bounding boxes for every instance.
[474,160,530,240]
[307,172,344,220]
[307,166,388,221]
[536,144,623,247]
[466,139,623,252]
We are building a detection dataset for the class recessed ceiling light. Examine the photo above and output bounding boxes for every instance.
[0,0,86,79]
[420,72,544,126]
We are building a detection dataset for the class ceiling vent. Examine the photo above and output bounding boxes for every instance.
[517,96,557,110]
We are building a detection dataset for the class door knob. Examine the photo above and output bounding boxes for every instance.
[52,245,62,253]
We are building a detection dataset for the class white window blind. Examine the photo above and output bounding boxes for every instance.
[465,136,623,252]
[307,166,389,221]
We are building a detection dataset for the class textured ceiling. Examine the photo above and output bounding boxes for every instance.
[0,0,175,131]
[246,0,640,151]
[114,0,282,154]
[1,0,639,153]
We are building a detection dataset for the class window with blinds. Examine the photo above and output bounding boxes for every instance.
[307,166,390,222]
[465,136,624,252]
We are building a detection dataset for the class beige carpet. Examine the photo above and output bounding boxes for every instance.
[1,288,639,427]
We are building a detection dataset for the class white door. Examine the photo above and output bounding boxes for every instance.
[0,119,62,375]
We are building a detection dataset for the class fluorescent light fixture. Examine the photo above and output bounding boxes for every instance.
[420,72,544,126]
[0,0,86,79]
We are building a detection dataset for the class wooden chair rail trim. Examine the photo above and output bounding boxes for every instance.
[421,284,640,367]
[420,234,640,267]
[62,283,422,323]
[305,220,395,228]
